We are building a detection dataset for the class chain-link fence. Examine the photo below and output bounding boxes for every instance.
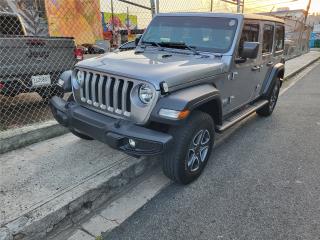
[0,0,313,133]
[0,0,152,131]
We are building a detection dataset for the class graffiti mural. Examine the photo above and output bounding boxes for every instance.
[45,0,103,44]
[101,12,137,43]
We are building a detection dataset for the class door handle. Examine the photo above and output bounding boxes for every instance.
[266,61,274,66]
[251,66,260,71]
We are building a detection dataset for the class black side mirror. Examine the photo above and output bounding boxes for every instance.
[135,35,142,46]
[240,41,259,59]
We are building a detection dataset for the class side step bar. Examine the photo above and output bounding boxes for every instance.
[216,100,269,133]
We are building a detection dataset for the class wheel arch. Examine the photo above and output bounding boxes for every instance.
[261,63,284,97]
[150,84,223,126]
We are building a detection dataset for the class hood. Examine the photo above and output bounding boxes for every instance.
[76,50,227,90]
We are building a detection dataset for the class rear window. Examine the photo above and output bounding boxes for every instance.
[275,24,284,51]
[0,15,24,36]
[262,24,274,54]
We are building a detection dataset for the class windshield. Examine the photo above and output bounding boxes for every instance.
[142,16,238,53]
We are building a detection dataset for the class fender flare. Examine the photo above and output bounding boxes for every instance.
[261,63,284,96]
[150,84,222,125]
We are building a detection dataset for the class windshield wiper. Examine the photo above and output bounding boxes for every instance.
[159,42,200,55]
[140,41,163,50]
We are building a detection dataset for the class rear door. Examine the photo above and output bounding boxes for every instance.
[255,22,275,98]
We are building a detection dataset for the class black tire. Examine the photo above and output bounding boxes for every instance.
[161,111,214,184]
[256,78,280,117]
[67,94,94,140]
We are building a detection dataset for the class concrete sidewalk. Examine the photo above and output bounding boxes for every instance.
[0,51,320,240]
[284,51,320,79]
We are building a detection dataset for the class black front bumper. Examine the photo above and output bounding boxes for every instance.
[49,96,173,156]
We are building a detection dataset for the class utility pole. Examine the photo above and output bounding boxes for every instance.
[297,0,312,53]
[305,0,312,22]
[155,0,159,14]
[237,0,240,13]
[210,0,213,12]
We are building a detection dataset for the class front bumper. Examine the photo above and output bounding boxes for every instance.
[49,96,173,156]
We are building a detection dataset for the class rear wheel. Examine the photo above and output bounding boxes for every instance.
[161,111,214,184]
[256,78,280,117]
[67,94,93,140]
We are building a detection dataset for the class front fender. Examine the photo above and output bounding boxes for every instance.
[150,84,221,125]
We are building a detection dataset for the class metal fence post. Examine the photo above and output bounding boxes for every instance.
[150,0,156,17]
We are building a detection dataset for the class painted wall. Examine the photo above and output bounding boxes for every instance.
[45,0,103,44]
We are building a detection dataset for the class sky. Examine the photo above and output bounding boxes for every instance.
[244,0,320,13]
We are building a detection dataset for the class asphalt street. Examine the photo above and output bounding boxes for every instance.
[104,63,320,240]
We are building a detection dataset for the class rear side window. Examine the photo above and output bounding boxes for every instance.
[262,24,274,54]
[0,15,24,36]
[275,25,284,51]
[238,23,259,57]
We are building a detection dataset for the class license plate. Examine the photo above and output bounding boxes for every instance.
[31,75,51,87]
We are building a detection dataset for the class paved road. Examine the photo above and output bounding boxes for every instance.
[104,64,320,240]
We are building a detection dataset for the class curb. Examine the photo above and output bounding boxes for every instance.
[284,55,320,80]
[0,155,159,240]
[0,121,68,154]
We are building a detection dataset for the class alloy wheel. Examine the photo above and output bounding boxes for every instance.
[187,129,211,172]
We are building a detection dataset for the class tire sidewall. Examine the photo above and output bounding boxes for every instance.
[268,78,280,112]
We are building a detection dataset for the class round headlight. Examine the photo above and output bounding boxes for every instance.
[139,84,154,104]
[76,70,85,84]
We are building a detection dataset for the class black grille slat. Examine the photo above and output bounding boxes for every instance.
[126,82,134,112]
[88,73,93,100]
[117,80,124,110]
[109,77,116,108]
[101,77,107,105]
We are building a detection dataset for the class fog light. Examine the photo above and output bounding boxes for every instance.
[128,139,136,148]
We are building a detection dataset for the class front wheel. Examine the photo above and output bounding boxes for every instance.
[256,78,280,117]
[161,111,214,184]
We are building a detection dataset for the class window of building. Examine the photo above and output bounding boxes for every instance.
[262,24,274,54]
[275,25,284,51]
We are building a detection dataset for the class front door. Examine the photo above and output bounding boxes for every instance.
[225,21,261,114]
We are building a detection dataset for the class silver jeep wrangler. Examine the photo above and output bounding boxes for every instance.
[50,13,285,184]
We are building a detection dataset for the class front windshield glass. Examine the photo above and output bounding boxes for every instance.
[142,16,238,53]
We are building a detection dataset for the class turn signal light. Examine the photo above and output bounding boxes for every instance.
[159,109,190,120]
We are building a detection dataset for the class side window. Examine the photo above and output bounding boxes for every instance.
[0,16,24,36]
[238,23,259,57]
[262,24,274,54]
[275,25,284,51]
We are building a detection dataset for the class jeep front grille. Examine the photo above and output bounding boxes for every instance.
[79,70,134,117]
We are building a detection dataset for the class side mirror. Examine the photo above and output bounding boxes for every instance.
[135,35,142,46]
[240,41,259,59]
